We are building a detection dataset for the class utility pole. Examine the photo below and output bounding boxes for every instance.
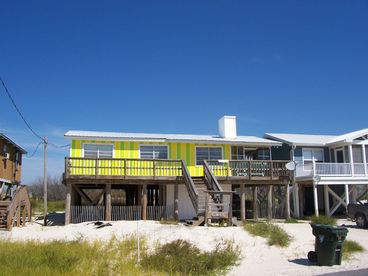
[43,137,48,226]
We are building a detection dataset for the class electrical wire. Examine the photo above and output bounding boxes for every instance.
[48,142,70,148]
[0,76,45,142]
[27,141,43,158]
[1,76,71,152]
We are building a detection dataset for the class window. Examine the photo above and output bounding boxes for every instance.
[140,145,168,159]
[84,144,113,158]
[302,148,324,164]
[196,147,222,165]
[257,149,270,160]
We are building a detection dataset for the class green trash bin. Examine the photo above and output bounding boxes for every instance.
[308,224,348,266]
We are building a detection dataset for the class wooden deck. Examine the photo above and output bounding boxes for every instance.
[64,157,292,185]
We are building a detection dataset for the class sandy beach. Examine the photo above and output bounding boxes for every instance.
[1,218,367,276]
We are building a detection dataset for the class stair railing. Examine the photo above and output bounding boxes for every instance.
[181,160,199,212]
[203,160,223,192]
[6,186,31,230]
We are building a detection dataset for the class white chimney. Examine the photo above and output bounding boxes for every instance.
[218,116,237,139]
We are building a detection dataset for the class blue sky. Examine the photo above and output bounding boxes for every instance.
[0,1,367,183]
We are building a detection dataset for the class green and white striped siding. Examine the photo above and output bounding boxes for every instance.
[70,140,231,177]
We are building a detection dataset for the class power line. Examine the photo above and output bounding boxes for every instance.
[48,142,70,149]
[0,76,45,142]
[27,141,43,158]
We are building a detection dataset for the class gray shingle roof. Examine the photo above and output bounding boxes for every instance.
[65,130,281,146]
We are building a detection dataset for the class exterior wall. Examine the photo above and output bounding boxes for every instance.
[270,144,292,160]
[166,184,196,220]
[294,146,330,162]
[70,140,231,177]
[0,138,22,183]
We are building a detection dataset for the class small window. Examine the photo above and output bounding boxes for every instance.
[196,147,222,165]
[302,148,324,164]
[140,145,168,159]
[84,144,113,158]
[257,149,270,160]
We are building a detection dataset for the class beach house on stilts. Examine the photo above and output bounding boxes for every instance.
[265,129,368,217]
[63,116,292,225]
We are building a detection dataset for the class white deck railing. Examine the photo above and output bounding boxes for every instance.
[295,160,368,179]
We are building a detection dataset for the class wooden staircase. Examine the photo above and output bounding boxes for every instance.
[0,201,11,229]
[0,186,31,231]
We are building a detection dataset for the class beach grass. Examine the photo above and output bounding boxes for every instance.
[141,239,240,275]
[0,236,239,276]
[244,222,291,247]
[310,215,337,225]
[343,240,364,260]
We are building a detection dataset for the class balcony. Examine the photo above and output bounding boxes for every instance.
[64,157,183,181]
[206,160,291,181]
[295,161,368,185]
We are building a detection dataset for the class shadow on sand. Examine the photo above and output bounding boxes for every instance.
[33,212,65,226]
[288,258,314,267]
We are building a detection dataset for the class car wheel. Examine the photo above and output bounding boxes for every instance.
[356,213,367,228]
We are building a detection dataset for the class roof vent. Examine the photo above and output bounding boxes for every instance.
[218,116,237,139]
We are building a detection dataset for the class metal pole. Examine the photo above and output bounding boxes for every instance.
[43,137,48,226]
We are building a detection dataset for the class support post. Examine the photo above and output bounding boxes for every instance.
[352,185,358,204]
[349,145,354,176]
[142,184,147,220]
[324,185,330,216]
[43,137,48,226]
[240,183,245,222]
[174,181,179,221]
[253,186,258,221]
[105,184,111,221]
[299,185,304,217]
[345,184,350,211]
[362,144,367,176]
[65,182,71,225]
[267,185,273,220]
[293,183,300,218]
[16,206,20,227]
[285,182,290,220]
[313,182,319,216]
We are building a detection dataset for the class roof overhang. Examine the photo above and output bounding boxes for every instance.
[0,133,27,154]
[65,130,282,147]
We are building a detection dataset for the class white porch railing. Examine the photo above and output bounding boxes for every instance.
[295,161,368,178]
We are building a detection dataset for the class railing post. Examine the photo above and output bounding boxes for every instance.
[349,145,355,176]
[270,161,273,180]
[248,161,251,180]
[153,160,156,178]
[362,144,367,176]
[312,157,316,177]
[65,158,69,178]
[95,158,98,177]
[124,159,127,178]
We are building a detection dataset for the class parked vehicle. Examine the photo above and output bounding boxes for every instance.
[347,202,368,228]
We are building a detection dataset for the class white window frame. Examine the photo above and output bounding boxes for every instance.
[82,143,115,158]
[139,144,169,160]
[195,146,223,166]
[302,148,325,164]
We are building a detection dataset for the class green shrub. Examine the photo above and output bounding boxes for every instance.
[141,239,240,275]
[0,237,152,276]
[285,218,299,223]
[159,219,178,225]
[244,222,291,247]
[343,240,364,260]
[310,215,336,225]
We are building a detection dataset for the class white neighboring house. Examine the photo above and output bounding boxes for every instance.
[265,129,368,217]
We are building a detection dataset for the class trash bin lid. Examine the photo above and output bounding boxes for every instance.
[310,223,349,236]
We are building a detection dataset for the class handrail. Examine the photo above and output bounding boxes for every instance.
[6,186,31,230]
[203,160,223,192]
[206,160,291,179]
[65,157,183,178]
[181,160,199,212]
